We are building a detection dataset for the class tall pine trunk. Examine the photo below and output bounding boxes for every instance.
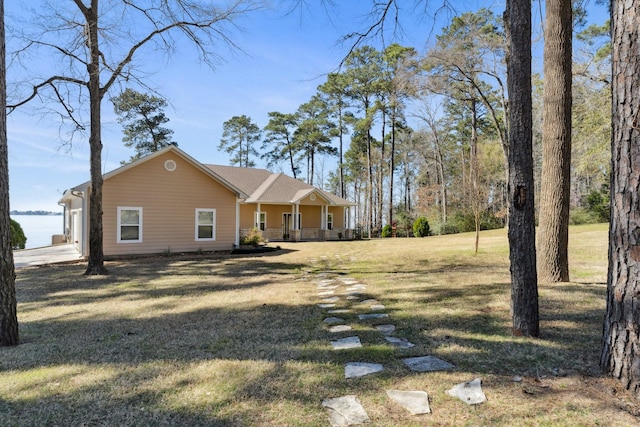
[0,0,18,345]
[601,0,640,394]
[84,1,107,275]
[470,100,481,254]
[538,0,572,283]
[504,0,539,337]
[388,115,396,227]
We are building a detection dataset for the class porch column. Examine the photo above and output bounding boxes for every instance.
[292,203,301,241]
[235,198,240,246]
[254,203,261,229]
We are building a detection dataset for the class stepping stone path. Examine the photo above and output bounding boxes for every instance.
[385,336,415,349]
[446,378,487,405]
[322,395,370,426]
[386,390,431,415]
[344,362,384,379]
[309,254,483,425]
[329,325,352,333]
[402,355,455,372]
[331,336,363,350]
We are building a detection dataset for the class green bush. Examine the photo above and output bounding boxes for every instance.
[585,190,609,222]
[240,228,265,246]
[10,219,27,249]
[381,224,392,238]
[439,221,460,235]
[569,208,601,225]
[413,216,430,237]
[430,211,505,236]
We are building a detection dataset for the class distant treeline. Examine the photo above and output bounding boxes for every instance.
[10,210,62,216]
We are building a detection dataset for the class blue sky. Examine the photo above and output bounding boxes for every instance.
[5,1,607,212]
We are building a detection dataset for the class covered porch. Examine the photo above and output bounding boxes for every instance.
[239,195,355,242]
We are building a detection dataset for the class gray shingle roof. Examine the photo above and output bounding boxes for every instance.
[205,164,354,206]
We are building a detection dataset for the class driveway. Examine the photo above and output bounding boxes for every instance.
[14,244,84,269]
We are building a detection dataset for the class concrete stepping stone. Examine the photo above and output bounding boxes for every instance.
[318,284,340,290]
[318,303,336,309]
[386,390,431,415]
[375,324,396,335]
[324,317,345,324]
[331,336,362,350]
[370,304,385,311]
[318,290,335,296]
[346,295,361,301]
[446,378,487,405]
[341,279,359,285]
[360,299,379,305]
[322,395,370,427]
[345,362,384,379]
[358,313,389,320]
[328,309,352,314]
[384,336,415,348]
[329,325,352,333]
[346,285,367,292]
[402,355,455,372]
[321,296,340,303]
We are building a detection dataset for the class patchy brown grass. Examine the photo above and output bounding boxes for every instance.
[1,223,637,426]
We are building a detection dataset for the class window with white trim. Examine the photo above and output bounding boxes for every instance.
[117,207,142,243]
[196,209,216,240]
[257,212,266,231]
[327,212,333,230]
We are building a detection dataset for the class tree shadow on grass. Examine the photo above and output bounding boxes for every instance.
[15,249,304,308]
[1,247,628,426]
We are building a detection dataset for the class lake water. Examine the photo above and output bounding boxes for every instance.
[11,215,65,249]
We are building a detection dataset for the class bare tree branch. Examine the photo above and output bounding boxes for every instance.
[7,75,86,112]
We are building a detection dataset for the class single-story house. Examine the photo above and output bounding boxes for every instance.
[59,145,355,258]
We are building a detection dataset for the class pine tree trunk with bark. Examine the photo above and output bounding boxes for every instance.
[84,1,108,275]
[537,0,572,283]
[601,0,640,394]
[504,0,539,337]
[0,0,19,345]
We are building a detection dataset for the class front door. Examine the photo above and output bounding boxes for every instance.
[282,213,292,240]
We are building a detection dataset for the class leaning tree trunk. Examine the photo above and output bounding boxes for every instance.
[84,2,108,275]
[537,0,572,283]
[504,0,539,337]
[0,0,19,346]
[601,0,640,394]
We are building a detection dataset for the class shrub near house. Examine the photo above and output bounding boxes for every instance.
[10,219,26,249]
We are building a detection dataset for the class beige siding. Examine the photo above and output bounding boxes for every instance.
[102,153,238,256]
[300,194,325,205]
[328,207,345,228]
[299,205,322,228]
[239,204,255,229]
[262,205,291,229]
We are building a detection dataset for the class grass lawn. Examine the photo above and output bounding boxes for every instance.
[1,223,638,426]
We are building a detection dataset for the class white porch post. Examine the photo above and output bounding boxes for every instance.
[235,198,240,245]
[254,203,261,229]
